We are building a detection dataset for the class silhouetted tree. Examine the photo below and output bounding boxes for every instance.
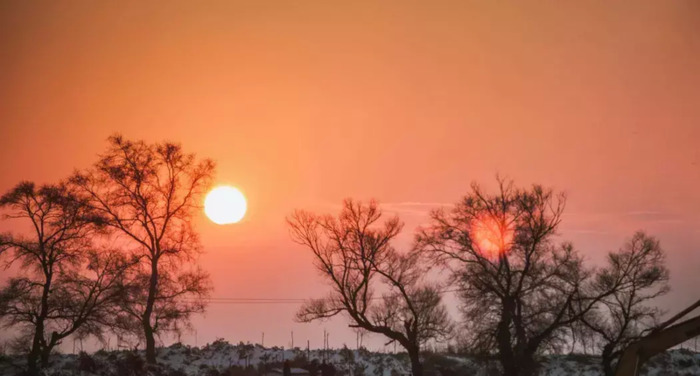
[288,199,452,376]
[580,232,670,376]
[416,179,631,376]
[71,135,215,364]
[0,182,131,374]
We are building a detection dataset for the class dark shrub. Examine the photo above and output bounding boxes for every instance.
[78,351,98,373]
[168,369,188,376]
[116,351,145,376]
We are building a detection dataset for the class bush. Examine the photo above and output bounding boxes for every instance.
[339,346,355,364]
[566,353,597,365]
[115,351,145,376]
[677,357,694,369]
[205,338,231,353]
[77,351,98,373]
[204,367,222,376]
[167,369,188,376]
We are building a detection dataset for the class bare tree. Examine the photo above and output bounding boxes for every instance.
[288,199,451,376]
[71,135,215,364]
[580,232,670,376]
[0,182,131,374]
[416,179,626,376]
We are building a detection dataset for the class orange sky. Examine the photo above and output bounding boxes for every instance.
[1,1,700,351]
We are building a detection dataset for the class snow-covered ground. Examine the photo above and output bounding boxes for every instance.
[1,340,699,376]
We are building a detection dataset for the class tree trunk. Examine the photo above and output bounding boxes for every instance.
[601,343,615,376]
[518,351,539,376]
[499,352,537,376]
[407,345,423,376]
[498,348,518,376]
[497,299,517,376]
[143,257,159,364]
[26,339,41,376]
[27,266,52,375]
[40,345,52,369]
[144,321,156,364]
[27,318,44,374]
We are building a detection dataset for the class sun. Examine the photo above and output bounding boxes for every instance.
[471,214,514,260]
[204,186,247,225]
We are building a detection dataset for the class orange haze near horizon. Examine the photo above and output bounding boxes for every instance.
[1,1,700,352]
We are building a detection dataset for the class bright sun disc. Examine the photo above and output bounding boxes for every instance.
[204,186,247,225]
[471,214,514,260]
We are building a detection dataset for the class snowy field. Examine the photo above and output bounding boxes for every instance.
[1,340,699,376]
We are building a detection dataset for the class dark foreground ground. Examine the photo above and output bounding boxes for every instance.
[1,340,699,376]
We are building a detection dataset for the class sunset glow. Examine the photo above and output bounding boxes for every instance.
[1,0,699,359]
[204,186,247,225]
[471,215,514,260]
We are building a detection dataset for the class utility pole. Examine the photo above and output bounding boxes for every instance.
[262,332,265,347]
[291,331,294,349]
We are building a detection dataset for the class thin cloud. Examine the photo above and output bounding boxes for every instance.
[563,229,611,235]
[623,210,665,217]
[381,202,452,215]
[318,201,451,215]
[382,202,452,207]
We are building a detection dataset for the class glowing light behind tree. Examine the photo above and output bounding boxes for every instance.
[470,214,515,260]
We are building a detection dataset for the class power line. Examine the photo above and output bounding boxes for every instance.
[208,299,301,302]
[186,288,464,305]
[201,301,303,304]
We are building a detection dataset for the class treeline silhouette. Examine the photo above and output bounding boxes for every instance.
[0,135,215,375]
[288,179,670,376]
[0,136,671,376]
